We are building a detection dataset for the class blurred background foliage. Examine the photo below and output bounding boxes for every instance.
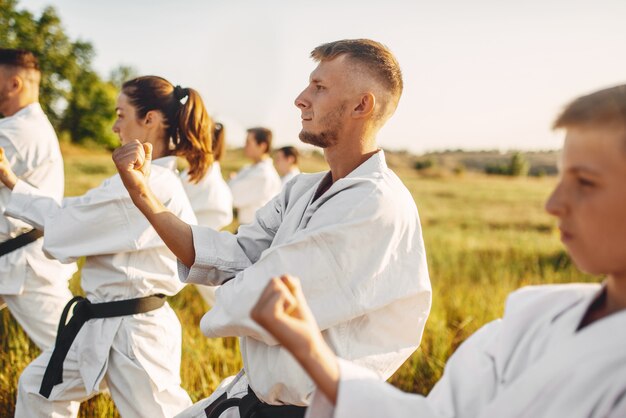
[0,0,137,149]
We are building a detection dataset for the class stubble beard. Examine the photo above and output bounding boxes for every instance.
[298,103,346,149]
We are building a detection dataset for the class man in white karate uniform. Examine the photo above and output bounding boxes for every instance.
[274,146,301,186]
[114,39,432,418]
[252,84,626,418]
[0,48,76,350]
[228,127,281,224]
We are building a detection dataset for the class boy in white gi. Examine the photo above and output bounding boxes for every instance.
[0,76,216,417]
[0,48,76,350]
[252,84,626,418]
[228,127,281,224]
[114,39,432,418]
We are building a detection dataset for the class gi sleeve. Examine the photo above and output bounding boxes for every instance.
[307,321,501,418]
[0,137,63,234]
[5,176,165,263]
[178,190,284,286]
[305,358,440,418]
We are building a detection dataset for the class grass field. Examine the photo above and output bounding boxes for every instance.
[0,141,595,416]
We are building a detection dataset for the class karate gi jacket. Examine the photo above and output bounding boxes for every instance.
[180,150,432,406]
[0,103,75,295]
[181,161,233,230]
[306,283,626,418]
[5,156,196,394]
[228,158,281,224]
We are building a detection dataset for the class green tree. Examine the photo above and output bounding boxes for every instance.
[109,65,139,90]
[62,71,120,149]
[1,0,118,148]
[509,152,529,177]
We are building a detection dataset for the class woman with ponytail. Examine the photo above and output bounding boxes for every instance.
[180,121,233,307]
[0,76,214,417]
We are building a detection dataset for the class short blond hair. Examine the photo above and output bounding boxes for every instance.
[554,84,626,131]
[311,39,403,123]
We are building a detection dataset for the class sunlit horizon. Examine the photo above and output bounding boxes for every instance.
[20,0,626,154]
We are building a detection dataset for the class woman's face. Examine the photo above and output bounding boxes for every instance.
[112,93,148,145]
[545,125,626,277]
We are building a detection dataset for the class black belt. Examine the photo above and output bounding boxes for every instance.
[39,294,166,398]
[205,386,306,418]
[0,228,43,257]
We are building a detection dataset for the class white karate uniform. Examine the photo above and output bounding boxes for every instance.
[8,156,196,418]
[181,162,233,230]
[280,167,301,186]
[228,158,281,224]
[305,283,626,418]
[181,161,233,306]
[0,103,76,350]
[176,151,432,417]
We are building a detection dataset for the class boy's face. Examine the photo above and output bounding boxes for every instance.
[546,126,626,277]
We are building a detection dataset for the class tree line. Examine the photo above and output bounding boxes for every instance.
[1,0,135,149]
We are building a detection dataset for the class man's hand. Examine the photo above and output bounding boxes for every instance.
[0,147,18,190]
[112,140,152,196]
[252,275,340,404]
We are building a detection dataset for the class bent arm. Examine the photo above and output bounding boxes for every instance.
[113,140,196,267]
[307,321,502,418]
[127,183,196,267]
[5,177,169,263]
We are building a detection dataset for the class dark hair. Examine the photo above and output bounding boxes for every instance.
[0,49,39,70]
[213,122,226,162]
[311,39,403,106]
[122,76,213,183]
[554,84,626,132]
[247,127,273,153]
[277,146,299,164]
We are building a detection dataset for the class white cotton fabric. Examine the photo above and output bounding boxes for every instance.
[8,156,196,417]
[0,103,76,349]
[181,161,233,307]
[181,161,233,230]
[228,158,281,224]
[280,167,301,186]
[306,283,626,418]
[178,150,432,408]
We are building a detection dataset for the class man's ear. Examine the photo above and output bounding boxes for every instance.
[352,92,375,119]
[8,74,23,95]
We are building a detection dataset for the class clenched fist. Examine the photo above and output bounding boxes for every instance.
[112,140,152,195]
[251,275,321,357]
[251,275,340,403]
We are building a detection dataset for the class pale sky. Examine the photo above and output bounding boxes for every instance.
[21,0,626,153]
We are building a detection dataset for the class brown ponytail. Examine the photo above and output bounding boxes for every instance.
[122,76,213,183]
